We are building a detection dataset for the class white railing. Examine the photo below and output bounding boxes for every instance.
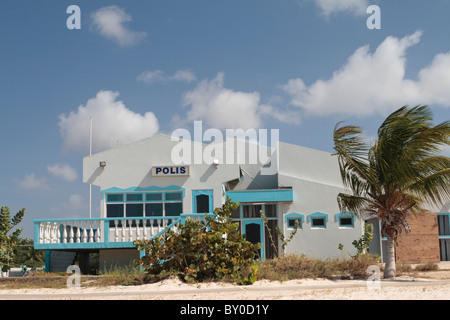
[38,219,104,244]
[34,214,213,248]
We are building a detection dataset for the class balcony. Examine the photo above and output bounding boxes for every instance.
[34,214,210,251]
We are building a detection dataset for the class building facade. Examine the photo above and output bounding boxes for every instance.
[34,133,448,272]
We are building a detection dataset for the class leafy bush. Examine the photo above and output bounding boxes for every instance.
[0,206,25,271]
[134,198,260,285]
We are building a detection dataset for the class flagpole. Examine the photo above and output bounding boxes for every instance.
[89,117,92,219]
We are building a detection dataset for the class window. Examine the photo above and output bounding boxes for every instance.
[243,205,262,218]
[165,202,182,216]
[146,193,162,201]
[106,204,124,227]
[287,218,302,228]
[126,193,143,202]
[307,212,328,229]
[438,214,450,236]
[107,194,123,202]
[195,194,210,213]
[106,204,124,218]
[284,213,304,229]
[126,203,143,218]
[265,204,276,218]
[105,190,183,219]
[165,192,182,201]
[231,206,240,219]
[339,217,353,227]
[336,212,355,228]
[145,203,163,217]
[311,218,326,228]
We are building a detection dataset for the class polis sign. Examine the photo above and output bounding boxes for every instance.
[152,166,190,177]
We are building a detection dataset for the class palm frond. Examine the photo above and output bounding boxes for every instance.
[333,122,376,196]
[336,193,372,217]
[375,105,450,190]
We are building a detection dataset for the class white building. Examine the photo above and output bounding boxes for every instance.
[35,134,365,272]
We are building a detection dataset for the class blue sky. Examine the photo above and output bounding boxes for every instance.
[1,0,449,239]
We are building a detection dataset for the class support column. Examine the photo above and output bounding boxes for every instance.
[45,250,51,273]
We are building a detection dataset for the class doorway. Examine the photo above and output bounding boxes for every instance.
[242,220,264,260]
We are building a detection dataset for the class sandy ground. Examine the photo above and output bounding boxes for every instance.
[1,270,450,300]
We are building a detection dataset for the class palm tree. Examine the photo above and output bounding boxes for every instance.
[333,105,450,278]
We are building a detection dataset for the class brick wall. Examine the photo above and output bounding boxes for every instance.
[395,212,440,263]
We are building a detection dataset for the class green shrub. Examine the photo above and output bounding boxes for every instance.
[134,198,260,285]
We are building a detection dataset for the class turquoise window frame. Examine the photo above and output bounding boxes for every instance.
[106,193,123,202]
[336,212,356,228]
[126,193,143,202]
[192,190,214,213]
[284,212,304,229]
[307,212,328,229]
[104,186,185,218]
[438,213,450,239]
[164,191,183,202]
[145,192,163,202]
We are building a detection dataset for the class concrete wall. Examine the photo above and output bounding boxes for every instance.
[83,135,242,217]
[279,175,363,259]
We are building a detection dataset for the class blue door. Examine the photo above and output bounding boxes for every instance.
[242,220,264,260]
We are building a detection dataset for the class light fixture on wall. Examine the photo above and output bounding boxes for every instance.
[99,161,106,167]
[213,158,219,169]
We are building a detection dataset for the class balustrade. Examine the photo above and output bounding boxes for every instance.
[35,216,191,248]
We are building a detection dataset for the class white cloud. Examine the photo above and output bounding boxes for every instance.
[180,73,300,130]
[47,164,78,182]
[313,0,368,16]
[282,31,450,117]
[51,194,89,214]
[91,6,147,47]
[137,69,196,84]
[59,90,159,153]
[15,173,50,191]
[172,69,197,83]
[63,194,88,212]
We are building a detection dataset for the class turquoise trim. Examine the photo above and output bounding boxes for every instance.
[242,219,265,260]
[226,189,293,203]
[284,213,304,229]
[192,190,214,213]
[307,212,329,222]
[438,213,450,239]
[102,185,185,199]
[335,212,356,227]
[307,212,328,228]
[45,251,51,273]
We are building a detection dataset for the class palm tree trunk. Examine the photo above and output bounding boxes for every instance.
[384,236,396,278]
